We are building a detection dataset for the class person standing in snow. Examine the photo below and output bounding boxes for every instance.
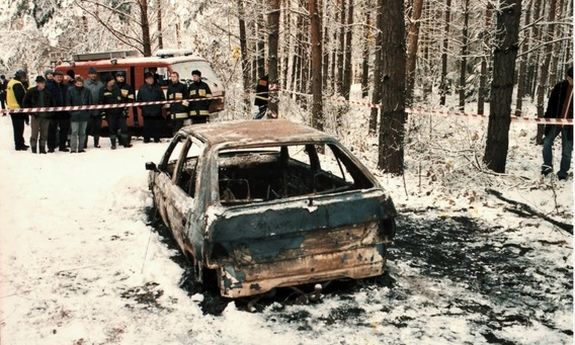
[188,69,212,124]
[6,70,29,151]
[66,76,92,153]
[253,75,269,120]
[114,70,134,146]
[137,72,166,143]
[0,74,8,111]
[166,71,189,134]
[85,67,104,148]
[23,76,53,154]
[542,67,573,180]
[47,70,71,152]
[100,76,130,149]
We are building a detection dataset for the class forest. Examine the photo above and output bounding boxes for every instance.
[1,0,573,173]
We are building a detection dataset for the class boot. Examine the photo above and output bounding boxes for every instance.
[111,136,117,150]
[39,146,47,154]
[31,146,37,154]
[94,136,100,148]
[121,134,132,148]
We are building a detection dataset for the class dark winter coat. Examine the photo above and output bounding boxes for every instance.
[46,79,69,119]
[167,81,189,117]
[188,80,212,117]
[544,80,573,140]
[67,86,93,122]
[254,77,269,107]
[116,82,135,103]
[23,87,54,118]
[99,86,124,117]
[85,79,104,117]
[137,83,165,117]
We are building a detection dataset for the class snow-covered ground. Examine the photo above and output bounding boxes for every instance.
[0,102,572,344]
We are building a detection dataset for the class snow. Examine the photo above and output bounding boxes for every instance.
[0,92,573,345]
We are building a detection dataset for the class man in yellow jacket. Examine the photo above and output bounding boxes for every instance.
[6,70,29,151]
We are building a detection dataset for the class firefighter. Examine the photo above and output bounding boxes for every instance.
[114,70,134,146]
[85,66,104,148]
[253,75,269,119]
[100,76,130,149]
[166,71,189,133]
[23,75,54,154]
[137,72,165,143]
[6,69,29,151]
[47,70,71,152]
[188,69,212,124]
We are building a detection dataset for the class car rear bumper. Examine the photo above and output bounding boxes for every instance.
[217,245,386,298]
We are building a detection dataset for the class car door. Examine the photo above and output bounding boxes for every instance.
[163,137,204,251]
[153,134,186,227]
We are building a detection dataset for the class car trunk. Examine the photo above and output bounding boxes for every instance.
[205,189,396,298]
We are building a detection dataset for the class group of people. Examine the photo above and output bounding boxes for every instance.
[3,67,214,153]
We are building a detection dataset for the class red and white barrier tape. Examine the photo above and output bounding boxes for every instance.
[1,96,225,115]
[279,89,573,125]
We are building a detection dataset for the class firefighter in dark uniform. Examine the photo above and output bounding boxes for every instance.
[166,71,189,134]
[188,69,212,124]
[137,72,166,142]
[253,75,269,119]
[6,70,29,150]
[100,76,131,149]
[114,70,134,146]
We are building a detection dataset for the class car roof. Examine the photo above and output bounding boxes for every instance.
[181,119,334,147]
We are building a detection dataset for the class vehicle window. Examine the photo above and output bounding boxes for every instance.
[216,143,373,206]
[175,139,202,197]
[171,61,221,84]
[159,135,185,178]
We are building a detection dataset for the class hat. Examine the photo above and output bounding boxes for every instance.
[88,67,97,74]
[66,69,75,79]
[35,75,46,83]
[144,71,154,79]
[191,70,201,77]
[53,70,64,76]
[15,69,27,79]
[0,75,5,79]
[44,69,54,77]
[103,74,114,84]
[115,71,126,77]
[74,75,84,83]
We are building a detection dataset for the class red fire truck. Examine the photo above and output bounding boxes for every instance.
[54,50,225,135]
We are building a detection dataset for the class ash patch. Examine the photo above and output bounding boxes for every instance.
[120,282,165,311]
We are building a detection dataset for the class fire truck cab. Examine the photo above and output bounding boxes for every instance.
[54,50,225,136]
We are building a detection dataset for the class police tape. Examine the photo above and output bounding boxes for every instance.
[277,89,573,125]
[1,96,225,115]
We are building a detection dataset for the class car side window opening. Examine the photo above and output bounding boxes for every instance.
[159,135,185,178]
[217,143,374,206]
[174,138,202,197]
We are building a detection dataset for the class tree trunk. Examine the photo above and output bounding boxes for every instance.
[406,0,423,106]
[258,11,266,78]
[361,9,370,98]
[548,0,565,86]
[527,0,542,99]
[342,0,354,99]
[369,0,384,134]
[156,0,163,49]
[237,0,251,114]
[484,0,522,173]
[439,0,451,105]
[268,0,280,117]
[139,0,152,56]
[336,0,346,93]
[458,0,469,111]
[309,0,323,130]
[535,0,557,144]
[378,0,407,174]
[478,4,492,115]
[514,0,533,116]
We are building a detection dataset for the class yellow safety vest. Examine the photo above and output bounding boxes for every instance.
[6,79,23,109]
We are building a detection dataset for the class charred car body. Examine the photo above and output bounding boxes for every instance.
[146,120,397,298]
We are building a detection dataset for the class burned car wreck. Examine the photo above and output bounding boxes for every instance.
[146,119,397,298]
